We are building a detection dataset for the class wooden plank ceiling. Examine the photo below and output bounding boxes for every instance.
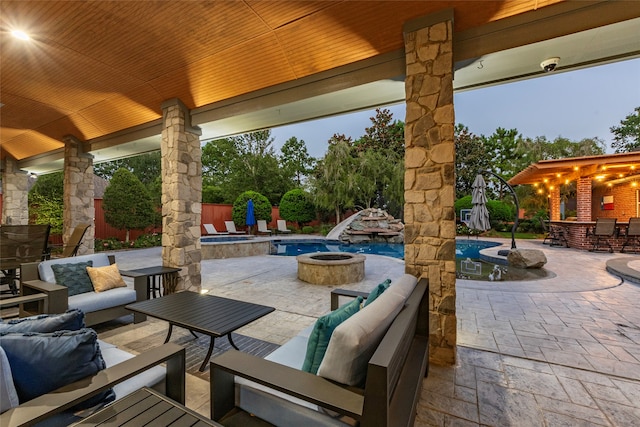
[0,0,562,161]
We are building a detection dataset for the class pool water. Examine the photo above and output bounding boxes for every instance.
[271,239,404,259]
[272,239,500,261]
[455,240,501,259]
[273,239,549,282]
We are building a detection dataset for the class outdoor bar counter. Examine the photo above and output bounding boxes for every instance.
[549,220,633,251]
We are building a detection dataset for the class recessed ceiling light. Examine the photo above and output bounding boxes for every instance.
[11,30,30,41]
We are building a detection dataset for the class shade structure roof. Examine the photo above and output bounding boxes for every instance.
[508,151,640,188]
[1,1,639,174]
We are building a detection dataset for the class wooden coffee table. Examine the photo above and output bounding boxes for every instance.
[126,291,274,371]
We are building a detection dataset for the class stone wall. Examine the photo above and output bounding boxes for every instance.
[337,208,404,243]
[63,136,95,254]
[1,157,29,225]
[161,99,202,292]
[404,15,456,365]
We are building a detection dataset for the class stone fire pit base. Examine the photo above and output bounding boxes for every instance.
[297,252,366,285]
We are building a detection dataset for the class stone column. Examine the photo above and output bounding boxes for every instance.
[161,98,202,292]
[404,13,456,365]
[576,177,592,222]
[1,157,29,225]
[549,187,561,220]
[63,136,95,254]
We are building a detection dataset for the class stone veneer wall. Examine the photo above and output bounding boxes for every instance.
[403,14,456,365]
[1,157,29,225]
[63,136,95,254]
[161,99,202,292]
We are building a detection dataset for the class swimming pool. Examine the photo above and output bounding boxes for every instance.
[271,239,500,260]
[455,240,501,259]
[271,239,404,259]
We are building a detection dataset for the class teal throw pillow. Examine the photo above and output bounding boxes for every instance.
[0,309,85,333]
[0,328,115,410]
[302,296,363,374]
[51,261,94,296]
[364,278,392,307]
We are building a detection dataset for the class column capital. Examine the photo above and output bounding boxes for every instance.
[63,135,94,159]
[161,98,202,136]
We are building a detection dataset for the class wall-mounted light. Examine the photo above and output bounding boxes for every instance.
[11,30,30,41]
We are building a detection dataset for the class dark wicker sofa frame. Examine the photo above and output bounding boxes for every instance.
[211,278,429,427]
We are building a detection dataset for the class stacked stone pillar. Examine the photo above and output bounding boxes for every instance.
[63,136,95,254]
[1,157,29,225]
[161,98,202,292]
[403,13,456,365]
[576,177,592,221]
[549,187,561,221]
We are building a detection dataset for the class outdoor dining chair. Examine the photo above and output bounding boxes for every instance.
[621,217,640,253]
[588,218,617,252]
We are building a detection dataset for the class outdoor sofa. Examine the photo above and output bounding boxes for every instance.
[0,309,184,427]
[211,274,429,426]
[19,253,147,326]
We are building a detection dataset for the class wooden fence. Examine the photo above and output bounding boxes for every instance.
[0,195,283,241]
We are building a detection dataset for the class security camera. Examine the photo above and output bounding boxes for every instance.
[540,57,560,72]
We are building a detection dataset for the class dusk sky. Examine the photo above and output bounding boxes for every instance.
[270,58,640,159]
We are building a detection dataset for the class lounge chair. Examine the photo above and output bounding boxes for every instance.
[588,218,617,252]
[203,224,228,235]
[621,217,640,253]
[47,223,90,258]
[225,221,246,234]
[276,219,292,234]
[257,220,272,235]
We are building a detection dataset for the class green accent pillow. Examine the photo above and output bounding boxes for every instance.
[364,278,392,307]
[51,261,94,296]
[302,296,363,374]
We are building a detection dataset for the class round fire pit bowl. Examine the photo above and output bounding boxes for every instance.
[296,252,366,285]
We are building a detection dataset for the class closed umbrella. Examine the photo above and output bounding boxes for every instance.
[246,199,256,234]
[468,174,491,231]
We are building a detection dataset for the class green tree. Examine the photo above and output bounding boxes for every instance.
[201,130,291,204]
[231,191,272,227]
[280,137,316,186]
[103,168,155,242]
[454,124,489,199]
[29,193,64,234]
[279,189,316,226]
[312,139,356,223]
[482,128,521,180]
[28,172,64,234]
[29,172,64,201]
[355,108,405,156]
[94,152,161,186]
[610,106,640,153]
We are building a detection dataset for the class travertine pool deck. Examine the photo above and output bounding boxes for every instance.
[100,237,640,425]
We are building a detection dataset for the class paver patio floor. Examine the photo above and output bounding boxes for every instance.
[101,237,640,425]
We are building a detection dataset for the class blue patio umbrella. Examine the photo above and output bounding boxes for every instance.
[246,199,256,227]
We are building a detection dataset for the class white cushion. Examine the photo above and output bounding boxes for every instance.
[317,274,417,386]
[0,346,19,413]
[38,254,112,284]
[98,342,165,399]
